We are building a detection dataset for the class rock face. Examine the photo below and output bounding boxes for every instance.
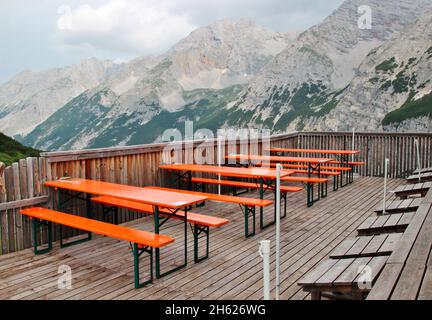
[225,0,432,132]
[19,20,294,150]
[0,58,119,137]
[312,8,432,132]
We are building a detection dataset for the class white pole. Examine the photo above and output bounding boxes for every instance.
[415,139,422,183]
[383,158,389,215]
[218,136,222,195]
[352,128,356,162]
[275,163,282,300]
[259,240,271,300]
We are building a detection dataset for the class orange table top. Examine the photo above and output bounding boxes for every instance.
[225,154,334,165]
[269,148,360,155]
[44,178,207,209]
[159,164,294,179]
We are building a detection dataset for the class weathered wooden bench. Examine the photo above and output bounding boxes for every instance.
[91,196,229,262]
[413,167,432,174]
[298,256,388,300]
[407,172,432,184]
[20,207,175,289]
[393,182,432,199]
[147,186,273,238]
[357,212,415,236]
[330,234,402,259]
[367,192,432,300]
[374,197,423,215]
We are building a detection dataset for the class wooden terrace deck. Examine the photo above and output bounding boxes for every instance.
[0,176,405,300]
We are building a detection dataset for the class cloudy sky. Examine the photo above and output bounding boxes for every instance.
[0,0,344,84]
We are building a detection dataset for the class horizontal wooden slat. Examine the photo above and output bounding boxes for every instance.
[0,196,48,211]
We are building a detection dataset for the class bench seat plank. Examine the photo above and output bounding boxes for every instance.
[20,207,174,248]
[91,196,229,228]
[330,234,400,259]
[407,172,432,183]
[191,177,303,193]
[413,167,432,174]
[394,182,432,198]
[357,212,414,236]
[147,186,273,207]
[375,198,421,214]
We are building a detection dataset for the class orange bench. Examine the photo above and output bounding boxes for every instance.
[91,196,229,262]
[190,177,310,208]
[20,207,174,289]
[329,161,366,183]
[147,186,272,237]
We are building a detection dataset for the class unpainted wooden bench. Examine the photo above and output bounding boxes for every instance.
[357,212,415,236]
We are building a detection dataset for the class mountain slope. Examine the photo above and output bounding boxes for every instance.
[224,0,432,132]
[0,132,40,166]
[308,8,432,132]
[0,58,119,137]
[22,20,295,150]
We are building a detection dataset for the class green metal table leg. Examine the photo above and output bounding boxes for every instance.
[154,205,188,279]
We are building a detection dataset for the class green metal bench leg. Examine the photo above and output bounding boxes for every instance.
[333,175,339,191]
[321,181,328,198]
[132,243,153,289]
[193,225,209,263]
[32,219,53,255]
[244,205,256,238]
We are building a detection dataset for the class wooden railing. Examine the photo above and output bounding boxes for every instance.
[0,131,430,255]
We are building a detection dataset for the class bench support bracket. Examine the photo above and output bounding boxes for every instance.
[193,225,210,263]
[244,205,256,238]
[32,218,53,255]
[132,243,153,289]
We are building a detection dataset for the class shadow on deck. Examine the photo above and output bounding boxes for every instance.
[0,176,405,300]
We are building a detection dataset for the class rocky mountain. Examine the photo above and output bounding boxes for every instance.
[0,58,119,137]
[311,8,432,132]
[222,0,432,132]
[2,1,432,152]
[21,20,295,150]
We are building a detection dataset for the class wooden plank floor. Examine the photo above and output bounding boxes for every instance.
[0,177,405,300]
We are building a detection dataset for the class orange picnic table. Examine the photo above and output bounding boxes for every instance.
[159,163,294,228]
[44,178,207,278]
[225,154,333,177]
[269,148,360,156]
[269,148,362,185]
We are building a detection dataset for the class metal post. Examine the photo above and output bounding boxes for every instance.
[275,163,282,300]
[351,128,355,162]
[415,139,422,183]
[383,158,389,215]
[218,136,222,196]
[259,240,271,300]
